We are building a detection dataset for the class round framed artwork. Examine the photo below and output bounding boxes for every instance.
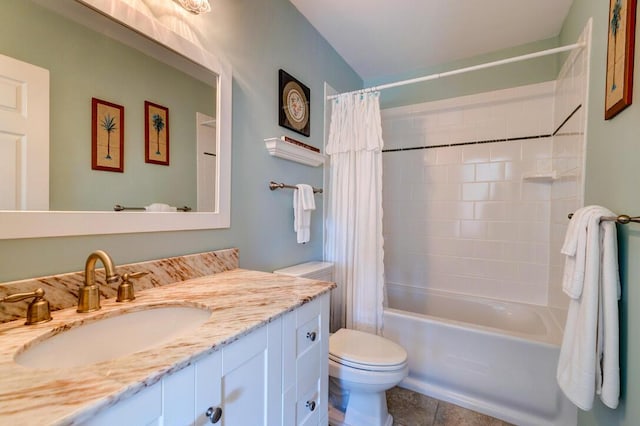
[279,69,310,136]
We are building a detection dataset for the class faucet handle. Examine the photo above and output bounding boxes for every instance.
[0,288,52,325]
[117,271,149,302]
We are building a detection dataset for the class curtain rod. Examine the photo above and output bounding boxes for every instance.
[327,42,586,100]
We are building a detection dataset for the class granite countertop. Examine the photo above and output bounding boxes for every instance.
[0,268,335,425]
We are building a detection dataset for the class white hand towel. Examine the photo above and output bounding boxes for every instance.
[145,203,178,212]
[293,184,315,244]
[557,206,621,410]
[561,205,598,298]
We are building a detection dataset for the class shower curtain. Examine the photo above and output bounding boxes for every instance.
[325,92,385,335]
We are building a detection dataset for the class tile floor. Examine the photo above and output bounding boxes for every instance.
[386,387,514,426]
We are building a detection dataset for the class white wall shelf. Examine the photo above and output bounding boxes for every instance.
[522,171,557,182]
[264,137,325,167]
[200,119,216,128]
[522,168,579,182]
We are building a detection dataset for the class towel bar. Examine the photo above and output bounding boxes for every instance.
[269,181,323,194]
[567,213,640,224]
[114,205,192,212]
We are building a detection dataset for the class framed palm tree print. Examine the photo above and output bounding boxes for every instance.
[145,101,170,165]
[605,0,637,119]
[92,98,124,172]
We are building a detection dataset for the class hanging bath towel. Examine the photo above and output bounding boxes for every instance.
[557,205,621,410]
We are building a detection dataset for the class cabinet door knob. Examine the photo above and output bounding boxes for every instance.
[206,406,222,423]
[306,400,316,412]
[306,331,317,342]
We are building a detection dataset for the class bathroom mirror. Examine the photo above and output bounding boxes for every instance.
[0,0,231,238]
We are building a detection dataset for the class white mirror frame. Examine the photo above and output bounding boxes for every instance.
[0,0,231,239]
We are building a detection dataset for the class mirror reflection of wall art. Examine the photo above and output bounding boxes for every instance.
[145,101,170,165]
[605,0,637,119]
[278,69,310,137]
[92,98,124,172]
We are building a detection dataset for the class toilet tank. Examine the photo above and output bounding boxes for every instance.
[273,261,334,282]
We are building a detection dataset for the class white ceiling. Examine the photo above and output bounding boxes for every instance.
[289,0,575,81]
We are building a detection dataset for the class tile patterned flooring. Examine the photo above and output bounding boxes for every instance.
[386,387,514,426]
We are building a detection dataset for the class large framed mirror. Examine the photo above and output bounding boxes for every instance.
[0,0,231,239]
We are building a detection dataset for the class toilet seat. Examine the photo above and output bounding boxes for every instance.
[329,353,406,372]
[329,328,407,372]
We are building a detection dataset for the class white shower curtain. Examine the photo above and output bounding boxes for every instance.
[325,92,385,335]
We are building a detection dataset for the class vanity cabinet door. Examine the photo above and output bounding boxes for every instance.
[162,325,273,426]
[218,324,269,425]
[195,350,222,426]
[163,361,202,425]
[195,318,282,426]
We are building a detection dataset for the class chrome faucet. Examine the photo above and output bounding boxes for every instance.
[77,250,119,313]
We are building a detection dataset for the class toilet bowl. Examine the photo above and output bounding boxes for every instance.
[328,328,408,426]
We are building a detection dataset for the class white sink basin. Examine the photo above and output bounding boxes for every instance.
[15,305,211,369]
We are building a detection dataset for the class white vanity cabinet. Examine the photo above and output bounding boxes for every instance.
[86,293,329,426]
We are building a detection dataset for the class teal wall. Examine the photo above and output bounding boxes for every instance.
[0,0,361,281]
[560,1,640,425]
[0,0,214,211]
[1,0,636,422]
[365,37,560,109]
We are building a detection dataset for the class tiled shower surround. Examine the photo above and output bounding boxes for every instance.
[382,33,588,309]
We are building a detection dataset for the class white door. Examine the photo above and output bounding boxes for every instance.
[196,112,216,212]
[0,53,49,210]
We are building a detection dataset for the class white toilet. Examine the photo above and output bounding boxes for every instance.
[274,262,408,426]
[328,328,408,426]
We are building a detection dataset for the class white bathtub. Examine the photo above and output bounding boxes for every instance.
[382,284,576,426]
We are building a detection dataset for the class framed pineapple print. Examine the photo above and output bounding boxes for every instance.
[92,98,124,172]
[605,0,637,119]
[145,101,170,165]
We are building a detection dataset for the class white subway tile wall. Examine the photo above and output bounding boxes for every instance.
[547,23,590,319]
[382,69,587,308]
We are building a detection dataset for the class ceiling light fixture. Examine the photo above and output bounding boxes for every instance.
[177,0,211,14]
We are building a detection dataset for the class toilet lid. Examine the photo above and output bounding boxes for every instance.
[329,328,407,371]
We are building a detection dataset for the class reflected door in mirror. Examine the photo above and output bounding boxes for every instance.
[197,112,217,212]
[0,53,49,210]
